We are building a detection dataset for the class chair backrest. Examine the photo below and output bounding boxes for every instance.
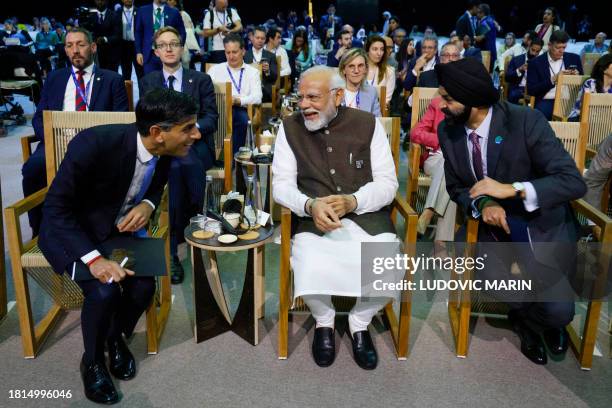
[378,117,401,174]
[376,85,388,117]
[212,82,233,160]
[43,111,136,185]
[410,87,438,128]
[274,55,282,89]
[582,53,601,77]
[124,80,134,111]
[552,74,587,121]
[481,51,491,73]
[548,121,586,172]
[581,93,612,150]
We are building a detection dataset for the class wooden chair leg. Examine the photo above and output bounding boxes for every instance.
[568,300,603,370]
[278,207,291,359]
[146,222,172,354]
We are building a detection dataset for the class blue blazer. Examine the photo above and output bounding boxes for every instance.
[527,52,583,100]
[39,123,171,274]
[402,56,440,93]
[342,84,381,117]
[464,46,483,62]
[505,54,528,88]
[134,4,186,65]
[32,66,129,142]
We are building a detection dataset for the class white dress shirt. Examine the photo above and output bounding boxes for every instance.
[162,65,183,92]
[465,108,538,217]
[203,7,242,51]
[366,65,396,104]
[80,133,157,265]
[207,62,262,106]
[272,117,398,217]
[269,45,291,76]
[251,47,263,63]
[498,43,526,71]
[544,53,564,100]
[63,63,95,111]
[121,6,135,41]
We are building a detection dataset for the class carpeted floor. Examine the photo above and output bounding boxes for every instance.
[1,96,611,408]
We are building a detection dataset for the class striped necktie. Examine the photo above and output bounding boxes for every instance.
[133,156,159,237]
[75,70,87,111]
[154,7,162,31]
[469,131,484,180]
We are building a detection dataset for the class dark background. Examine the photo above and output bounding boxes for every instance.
[2,1,607,38]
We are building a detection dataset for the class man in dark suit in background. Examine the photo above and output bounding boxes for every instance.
[119,0,144,81]
[140,26,218,284]
[244,25,278,103]
[455,0,480,40]
[88,0,122,71]
[505,38,544,104]
[527,30,582,119]
[39,89,200,404]
[21,27,128,236]
[436,58,586,366]
[402,35,439,94]
[135,0,186,74]
[449,34,482,62]
[416,42,462,88]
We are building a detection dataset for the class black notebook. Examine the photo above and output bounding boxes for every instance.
[71,236,167,281]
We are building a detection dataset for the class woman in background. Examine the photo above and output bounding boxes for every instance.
[338,48,381,116]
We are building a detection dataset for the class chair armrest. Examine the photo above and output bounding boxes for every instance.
[4,187,48,255]
[21,134,38,163]
[391,194,418,221]
[572,199,612,229]
[5,187,48,216]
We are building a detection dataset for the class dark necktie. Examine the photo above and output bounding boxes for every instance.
[167,75,175,90]
[469,131,484,180]
[75,70,87,111]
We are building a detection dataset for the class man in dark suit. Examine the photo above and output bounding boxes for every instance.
[22,27,128,236]
[527,30,582,120]
[436,58,586,365]
[505,38,544,104]
[452,34,482,62]
[402,35,439,94]
[455,0,480,40]
[140,26,218,284]
[39,89,199,404]
[326,29,352,68]
[417,42,462,88]
[119,0,144,81]
[88,0,122,71]
[244,25,278,103]
[134,0,186,74]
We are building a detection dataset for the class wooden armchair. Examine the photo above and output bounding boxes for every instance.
[4,111,171,358]
[581,93,612,160]
[377,85,388,117]
[551,74,587,122]
[549,121,588,173]
[206,81,233,196]
[581,53,601,77]
[481,50,491,73]
[278,116,418,360]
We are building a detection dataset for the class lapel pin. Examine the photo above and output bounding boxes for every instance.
[189,79,193,83]
[96,77,101,81]
[495,135,503,144]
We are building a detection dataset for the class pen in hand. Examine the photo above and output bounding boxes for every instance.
[108,257,128,285]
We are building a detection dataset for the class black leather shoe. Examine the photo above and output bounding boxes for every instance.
[312,327,335,367]
[171,256,184,284]
[543,327,569,355]
[80,357,119,404]
[107,337,136,380]
[350,330,378,370]
[508,312,547,365]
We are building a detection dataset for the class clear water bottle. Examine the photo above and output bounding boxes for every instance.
[244,174,258,226]
[202,174,214,217]
[246,120,255,152]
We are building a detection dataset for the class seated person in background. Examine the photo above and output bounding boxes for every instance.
[244,25,278,103]
[34,17,60,75]
[581,32,608,56]
[208,33,262,154]
[497,30,539,72]
[140,26,218,284]
[568,53,612,121]
[402,34,438,94]
[287,28,314,74]
[273,66,399,370]
[527,30,582,120]
[583,133,612,210]
[417,42,461,88]
[450,34,482,62]
[264,26,291,77]
[326,29,352,68]
[22,27,128,237]
[436,58,586,366]
[383,35,398,70]
[38,89,199,404]
[338,48,381,116]
[365,35,396,106]
[505,37,544,104]
[0,18,33,51]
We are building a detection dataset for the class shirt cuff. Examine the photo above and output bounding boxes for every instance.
[142,199,156,210]
[522,181,539,212]
[516,68,522,77]
[411,69,418,77]
[470,195,488,219]
[81,250,102,265]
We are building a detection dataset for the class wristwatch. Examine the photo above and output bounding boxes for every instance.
[512,182,525,199]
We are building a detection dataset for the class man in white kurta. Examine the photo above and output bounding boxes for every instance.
[272,66,399,370]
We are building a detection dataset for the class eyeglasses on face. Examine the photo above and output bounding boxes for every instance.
[155,42,181,50]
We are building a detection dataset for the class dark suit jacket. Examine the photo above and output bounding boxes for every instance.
[505,53,528,93]
[87,8,122,66]
[39,124,171,274]
[139,68,218,162]
[32,66,129,142]
[464,46,482,62]
[526,52,583,100]
[134,4,186,65]
[244,49,278,102]
[416,70,438,88]
[438,101,586,247]
[455,11,475,39]
[402,56,440,93]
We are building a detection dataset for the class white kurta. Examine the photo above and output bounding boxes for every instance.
[272,117,400,299]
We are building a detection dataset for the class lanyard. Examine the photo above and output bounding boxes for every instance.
[345,89,360,108]
[216,10,226,26]
[70,67,95,110]
[549,60,564,77]
[123,8,133,28]
[227,66,244,93]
